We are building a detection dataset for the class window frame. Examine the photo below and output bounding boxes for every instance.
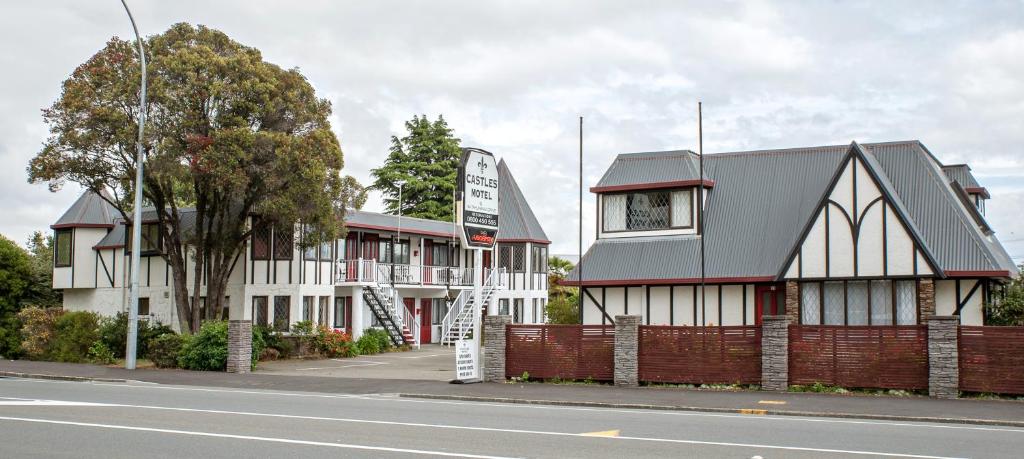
[273,295,291,332]
[251,222,272,261]
[273,225,294,260]
[601,187,695,233]
[333,296,347,329]
[54,228,73,267]
[252,296,269,327]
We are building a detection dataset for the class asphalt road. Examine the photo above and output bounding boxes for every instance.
[0,377,1020,458]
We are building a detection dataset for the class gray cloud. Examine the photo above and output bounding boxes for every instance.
[2,0,1022,263]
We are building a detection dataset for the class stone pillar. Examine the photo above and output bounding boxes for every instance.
[928,315,959,399]
[483,315,511,382]
[614,315,640,387]
[351,286,365,340]
[919,278,936,323]
[784,281,800,324]
[761,315,789,391]
[227,320,253,374]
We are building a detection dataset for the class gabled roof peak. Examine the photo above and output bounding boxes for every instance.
[52,190,118,229]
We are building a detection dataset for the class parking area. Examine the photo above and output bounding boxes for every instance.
[256,344,457,381]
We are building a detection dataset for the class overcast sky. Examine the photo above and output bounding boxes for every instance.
[2,1,1022,263]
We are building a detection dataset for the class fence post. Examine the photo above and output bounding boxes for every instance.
[614,315,640,387]
[484,315,512,382]
[761,315,789,391]
[927,315,959,399]
[227,319,253,374]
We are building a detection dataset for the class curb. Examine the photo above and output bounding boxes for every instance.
[0,371,127,384]
[397,393,1024,428]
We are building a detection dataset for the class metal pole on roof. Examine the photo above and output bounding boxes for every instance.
[578,116,583,323]
[698,102,706,324]
[121,0,146,370]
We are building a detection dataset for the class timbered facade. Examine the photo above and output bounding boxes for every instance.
[566,141,1016,327]
[51,159,551,341]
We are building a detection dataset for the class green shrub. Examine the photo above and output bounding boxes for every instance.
[16,306,62,358]
[291,320,315,337]
[176,320,265,371]
[258,325,293,358]
[87,341,115,365]
[0,315,24,359]
[178,321,229,371]
[356,328,392,355]
[148,333,183,368]
[49,311,102,362]
[99,312,175,359]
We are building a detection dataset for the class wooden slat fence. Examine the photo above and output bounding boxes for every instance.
[959,326,1024,395]
[789,325,928,390]
[505,325,615,381]
[638,326,761,385]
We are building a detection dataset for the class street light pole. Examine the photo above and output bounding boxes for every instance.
[120,0,146,371]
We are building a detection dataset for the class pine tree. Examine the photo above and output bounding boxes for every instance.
[370,115,461,221]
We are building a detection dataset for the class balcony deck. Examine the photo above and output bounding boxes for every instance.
[335,259,476,288]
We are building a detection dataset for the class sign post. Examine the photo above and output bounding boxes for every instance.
[454,148,499,383]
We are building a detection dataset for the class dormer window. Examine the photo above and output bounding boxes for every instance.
[602,188,694,233]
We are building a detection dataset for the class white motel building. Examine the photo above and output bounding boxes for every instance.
[565,141,1017,327]
[50,159,550,345]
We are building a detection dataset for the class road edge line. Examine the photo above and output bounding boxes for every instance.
[396,393,1024,428]
[0,371,126,384]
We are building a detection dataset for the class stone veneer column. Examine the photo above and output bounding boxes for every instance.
[918,278,936,323]
[483,315,512,382]
[784,281,800,324]
[927,315,959,399]
[614,315,640,387]
[227,320,253,374]
[761,315,789,391]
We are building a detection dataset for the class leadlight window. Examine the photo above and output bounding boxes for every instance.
[273,296,290,331]
[253,296,269,327]
[800,279,918,325]
[512,244,526,272]
[252,223,271,260]
[273,225,294,260]
[54,229,72,267]
[302,296,315,323]
[499,245,512,270]
[602,189,695,232]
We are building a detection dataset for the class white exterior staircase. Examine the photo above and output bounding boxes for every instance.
[440,268,504,346]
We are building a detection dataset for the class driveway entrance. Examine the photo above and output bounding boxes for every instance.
[257,344,456,381]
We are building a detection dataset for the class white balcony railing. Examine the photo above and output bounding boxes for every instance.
[335,259,474,286]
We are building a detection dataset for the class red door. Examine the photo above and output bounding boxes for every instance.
[420,298,432,343]
[481,250,493,283]
[345,234,359,280]
[754,284,783,324]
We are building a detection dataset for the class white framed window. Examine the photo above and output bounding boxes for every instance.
[602,188,695,233]
[671,189,693,227]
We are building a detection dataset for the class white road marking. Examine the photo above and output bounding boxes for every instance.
[296,360,388,371]
[0,415,513,459]
[4,377,1022,435]
[398,353,449,359]
[7,398,967,458]
[0,400,109,406]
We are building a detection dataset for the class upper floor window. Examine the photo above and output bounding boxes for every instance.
[126,223,162,254]
[531,245,548,273]
[252,223,271,260]
[602,189,693,232]
[54,229,72,267]
[273,225,294,260]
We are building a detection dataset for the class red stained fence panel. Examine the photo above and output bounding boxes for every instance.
[505,325,615,381]
[959,326,1024,395]
[789,326,928,390]
[638,326,762,385]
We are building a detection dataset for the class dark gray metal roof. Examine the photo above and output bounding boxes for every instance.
[942,164,981,189]
[52,191,118,228]
[345,209,457,238]
[496,159,550,243]
[594,150,701,189]
[568,141,1016,284]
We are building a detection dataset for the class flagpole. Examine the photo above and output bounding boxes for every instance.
[577,116,583,324]
[698,102,706,325]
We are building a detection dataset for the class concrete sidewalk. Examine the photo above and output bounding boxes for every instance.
[2,359,1023,427]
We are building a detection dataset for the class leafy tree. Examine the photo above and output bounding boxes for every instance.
[545,256,580,324]
[340,175,368,210]
[988,265,1024,326]
[24,232,61,308]
[370,115,460,221]
[0,235,33,357]
[28,24,344,332]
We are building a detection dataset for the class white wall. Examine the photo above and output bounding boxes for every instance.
[582,284,754,326]
[935,279,984,326]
